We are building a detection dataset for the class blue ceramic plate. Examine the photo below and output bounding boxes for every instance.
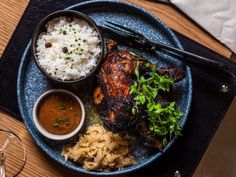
[17,0,192,176]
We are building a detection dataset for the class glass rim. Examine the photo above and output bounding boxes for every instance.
[0,128,27,176]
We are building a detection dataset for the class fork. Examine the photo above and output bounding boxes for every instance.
[100,21,228,71]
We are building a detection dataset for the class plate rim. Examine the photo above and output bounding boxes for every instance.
[17,0,192,175]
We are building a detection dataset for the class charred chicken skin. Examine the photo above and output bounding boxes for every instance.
[93,40,184,148]
[94,50,139,130]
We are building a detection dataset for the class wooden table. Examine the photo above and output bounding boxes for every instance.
[0,0,233,176]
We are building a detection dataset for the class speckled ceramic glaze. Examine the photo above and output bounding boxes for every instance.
[17,0,192,176]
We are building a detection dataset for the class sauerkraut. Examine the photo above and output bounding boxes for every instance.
[62,124,136,171]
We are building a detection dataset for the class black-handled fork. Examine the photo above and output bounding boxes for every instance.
[100,21,228,71]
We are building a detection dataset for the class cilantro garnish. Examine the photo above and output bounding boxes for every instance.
[130,62,183,146]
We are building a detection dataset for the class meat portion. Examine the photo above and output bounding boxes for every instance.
[93,40,185,136]
[156,66,184,82]
[96,50,139,131]
[135,121,163,149]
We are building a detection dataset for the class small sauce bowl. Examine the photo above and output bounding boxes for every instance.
[33,89,85,140]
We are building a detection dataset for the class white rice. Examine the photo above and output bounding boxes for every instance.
[36,16,101,80]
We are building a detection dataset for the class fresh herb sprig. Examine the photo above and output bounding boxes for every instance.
[130,63,183,146]
[53,118,70,128]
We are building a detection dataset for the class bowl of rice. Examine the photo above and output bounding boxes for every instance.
[32,10,104,83]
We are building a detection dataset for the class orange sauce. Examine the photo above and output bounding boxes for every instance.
[38,93,82,135]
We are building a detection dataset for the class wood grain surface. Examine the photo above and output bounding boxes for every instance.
[0,0,29,56]
[0,0,233,176]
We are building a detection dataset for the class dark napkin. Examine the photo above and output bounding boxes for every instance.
[0,0,236,177]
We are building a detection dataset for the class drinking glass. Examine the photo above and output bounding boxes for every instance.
[0,129,26,177]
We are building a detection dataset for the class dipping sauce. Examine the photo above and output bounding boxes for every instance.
[37,92,82,135]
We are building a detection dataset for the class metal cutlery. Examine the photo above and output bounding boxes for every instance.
[101,21,228,71]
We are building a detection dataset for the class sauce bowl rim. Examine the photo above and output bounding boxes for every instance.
[33,89,85,140]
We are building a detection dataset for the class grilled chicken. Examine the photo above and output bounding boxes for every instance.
[94,50,138,131]
[93,40,184,133]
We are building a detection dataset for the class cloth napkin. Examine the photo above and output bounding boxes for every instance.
[170,0,236,54]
